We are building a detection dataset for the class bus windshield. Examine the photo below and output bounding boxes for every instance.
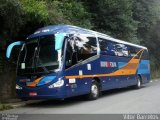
[17,35,60,75]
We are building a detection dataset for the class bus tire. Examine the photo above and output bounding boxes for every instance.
[134,76,142,89]
[88,81,100,100]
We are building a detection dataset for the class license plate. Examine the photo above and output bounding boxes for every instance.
[29,92,37,96]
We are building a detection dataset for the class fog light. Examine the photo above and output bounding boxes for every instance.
[16,84,23,90]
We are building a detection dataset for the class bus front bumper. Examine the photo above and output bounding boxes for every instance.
[16,86,66,100]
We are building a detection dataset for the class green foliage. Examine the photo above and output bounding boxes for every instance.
[20,0,49,23]
[0,103,13,111]
[146,21,160,70]
[46,0,69,24]
[0,0,160,78]
[84,0,138,42]
[16,0,50,40]
[133,0,160,40]
[46,0,92,28]
[133,0,160,71]
[0,0,23,47]
[59,0,92,28]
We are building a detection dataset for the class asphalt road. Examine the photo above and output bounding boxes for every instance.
[1,80,160,114]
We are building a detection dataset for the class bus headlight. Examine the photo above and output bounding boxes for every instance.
[16,84,23,90]
[48,78,64,88]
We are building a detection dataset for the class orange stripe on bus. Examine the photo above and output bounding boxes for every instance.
[26,77,43,87]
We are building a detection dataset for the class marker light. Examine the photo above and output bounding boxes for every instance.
[48,78,64,88]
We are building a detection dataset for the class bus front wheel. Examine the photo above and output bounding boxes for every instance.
[88,81,100,100]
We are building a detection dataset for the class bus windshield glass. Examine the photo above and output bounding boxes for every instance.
[17,35,60,75]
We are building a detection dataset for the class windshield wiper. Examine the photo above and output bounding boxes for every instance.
[32,47,38,68]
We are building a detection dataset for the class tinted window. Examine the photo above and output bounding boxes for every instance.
[17,35,60,75]
[114,43,129,57]
[99,38,109,55]
[128,46,141,59]
[99,38,116,56]
[141,49,149,60]
[38,36,58,69]
[99,38,129,56]
[76,37,97,61]
[65,41,76,69]
[65,36,97,69]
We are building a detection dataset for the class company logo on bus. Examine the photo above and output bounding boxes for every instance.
[100,61,117,68]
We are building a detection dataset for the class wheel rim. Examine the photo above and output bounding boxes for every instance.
[91,84,98,97]
[137,79,141,88]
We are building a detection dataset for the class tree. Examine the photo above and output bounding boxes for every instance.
[82,0,138,43]
[133,0,160,70]
[0,0,23,48]
[133,0,160,42]
[46,0,92,28]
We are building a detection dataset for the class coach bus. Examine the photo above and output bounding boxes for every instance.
[6,25,150,100]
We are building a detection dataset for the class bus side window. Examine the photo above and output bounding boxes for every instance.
[114,44,128,57]
[99,38,116,56]
[76,37,97,61]
[142,49,149,60]
[107,42,116,56]
[65,41,77,69]
[98,38,108,55]
[128,46,141,58]
[128,46,136,57]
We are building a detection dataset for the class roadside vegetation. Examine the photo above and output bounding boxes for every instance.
[0,103,13,111]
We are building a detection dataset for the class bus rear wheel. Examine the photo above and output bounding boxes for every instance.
[134,76,142,89]
[88,81,100,100]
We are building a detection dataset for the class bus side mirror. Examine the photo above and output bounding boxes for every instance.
[55,33,65,50]
[6,41,24,59]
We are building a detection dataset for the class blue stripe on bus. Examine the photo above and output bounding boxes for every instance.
[37,76,56,86]
[138,60,150,74]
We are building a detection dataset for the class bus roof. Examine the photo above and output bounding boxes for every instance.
[27,24,147,49]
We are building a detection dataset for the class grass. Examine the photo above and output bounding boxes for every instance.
[0,103,13,111]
